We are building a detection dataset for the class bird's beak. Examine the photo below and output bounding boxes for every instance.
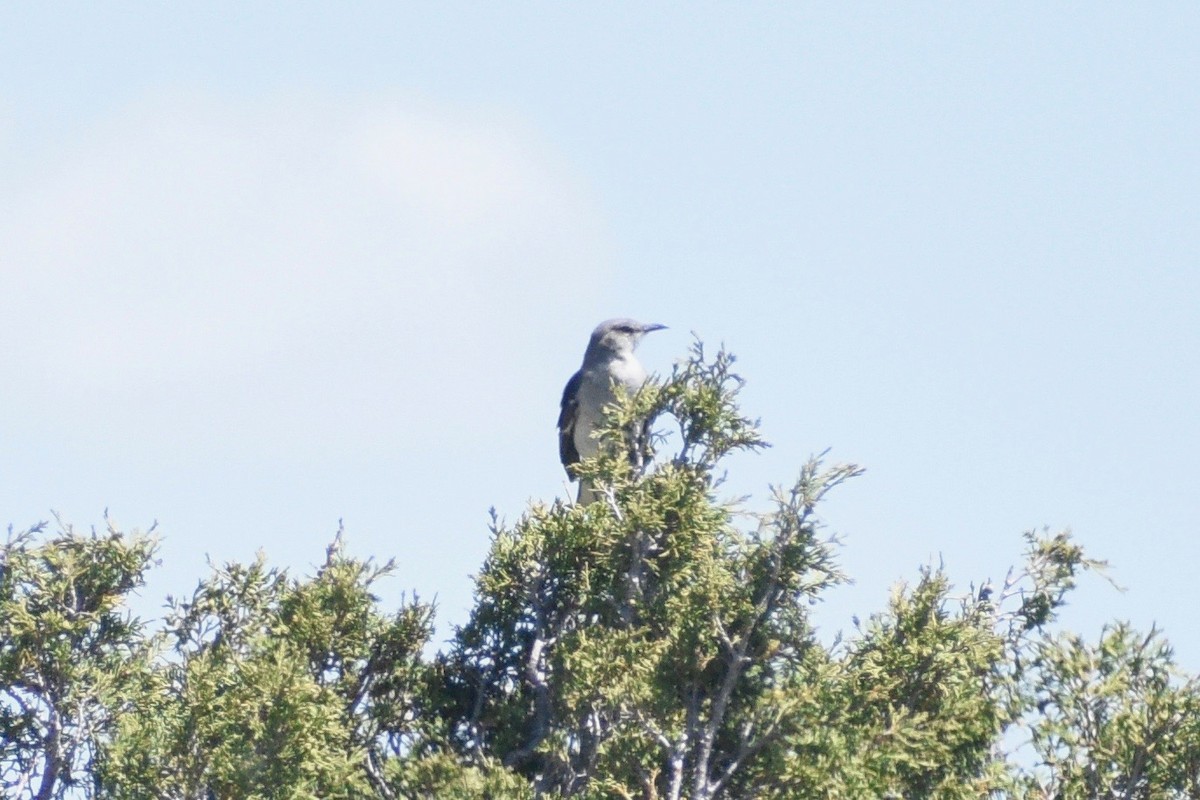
[641,323,668,333]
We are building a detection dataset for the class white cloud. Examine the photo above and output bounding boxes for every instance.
[1,92,611,456]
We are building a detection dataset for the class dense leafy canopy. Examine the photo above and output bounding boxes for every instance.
[3,342,1197,798]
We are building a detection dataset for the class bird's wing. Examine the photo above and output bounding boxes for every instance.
[557,370,583,478]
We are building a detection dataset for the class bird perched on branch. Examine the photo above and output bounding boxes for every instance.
[558,318,666,504]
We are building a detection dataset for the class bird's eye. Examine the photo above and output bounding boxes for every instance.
[616,325,634,333]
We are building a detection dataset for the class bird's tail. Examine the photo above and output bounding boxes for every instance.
[576,478,603,506]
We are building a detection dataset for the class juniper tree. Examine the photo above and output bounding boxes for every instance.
[96,530,440,800]
[0,519,157,800]
[6,340,1200,799]
[435,341,1192,799]
[440,341,1014,798]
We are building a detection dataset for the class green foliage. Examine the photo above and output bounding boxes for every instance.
[1017,624,1200,799]
[0,518,157,800]
[5,340,1200,798]
[96,533,436,799]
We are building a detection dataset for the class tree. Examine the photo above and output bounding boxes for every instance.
[0,518,156,800]
[4,340,1199,798]
[1017,622,1200,798]
[97,531,439,799]
[434,341,1200,798]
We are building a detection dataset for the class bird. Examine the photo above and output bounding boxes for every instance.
[558,318,667,504]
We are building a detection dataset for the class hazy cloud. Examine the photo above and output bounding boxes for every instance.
[2,93,610,457]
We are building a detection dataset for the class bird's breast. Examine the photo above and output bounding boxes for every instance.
[605,355,648,390]
[578,358,646,409]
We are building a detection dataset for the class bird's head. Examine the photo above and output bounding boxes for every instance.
[586,318,667,358]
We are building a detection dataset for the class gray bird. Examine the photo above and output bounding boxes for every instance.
[558,318,667,504]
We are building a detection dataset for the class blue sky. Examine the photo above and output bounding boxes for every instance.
[2,4,1198,669]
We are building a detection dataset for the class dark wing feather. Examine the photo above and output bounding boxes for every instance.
[557,370,583,478]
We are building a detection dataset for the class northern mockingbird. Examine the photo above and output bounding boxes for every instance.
[558,318,666,504]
